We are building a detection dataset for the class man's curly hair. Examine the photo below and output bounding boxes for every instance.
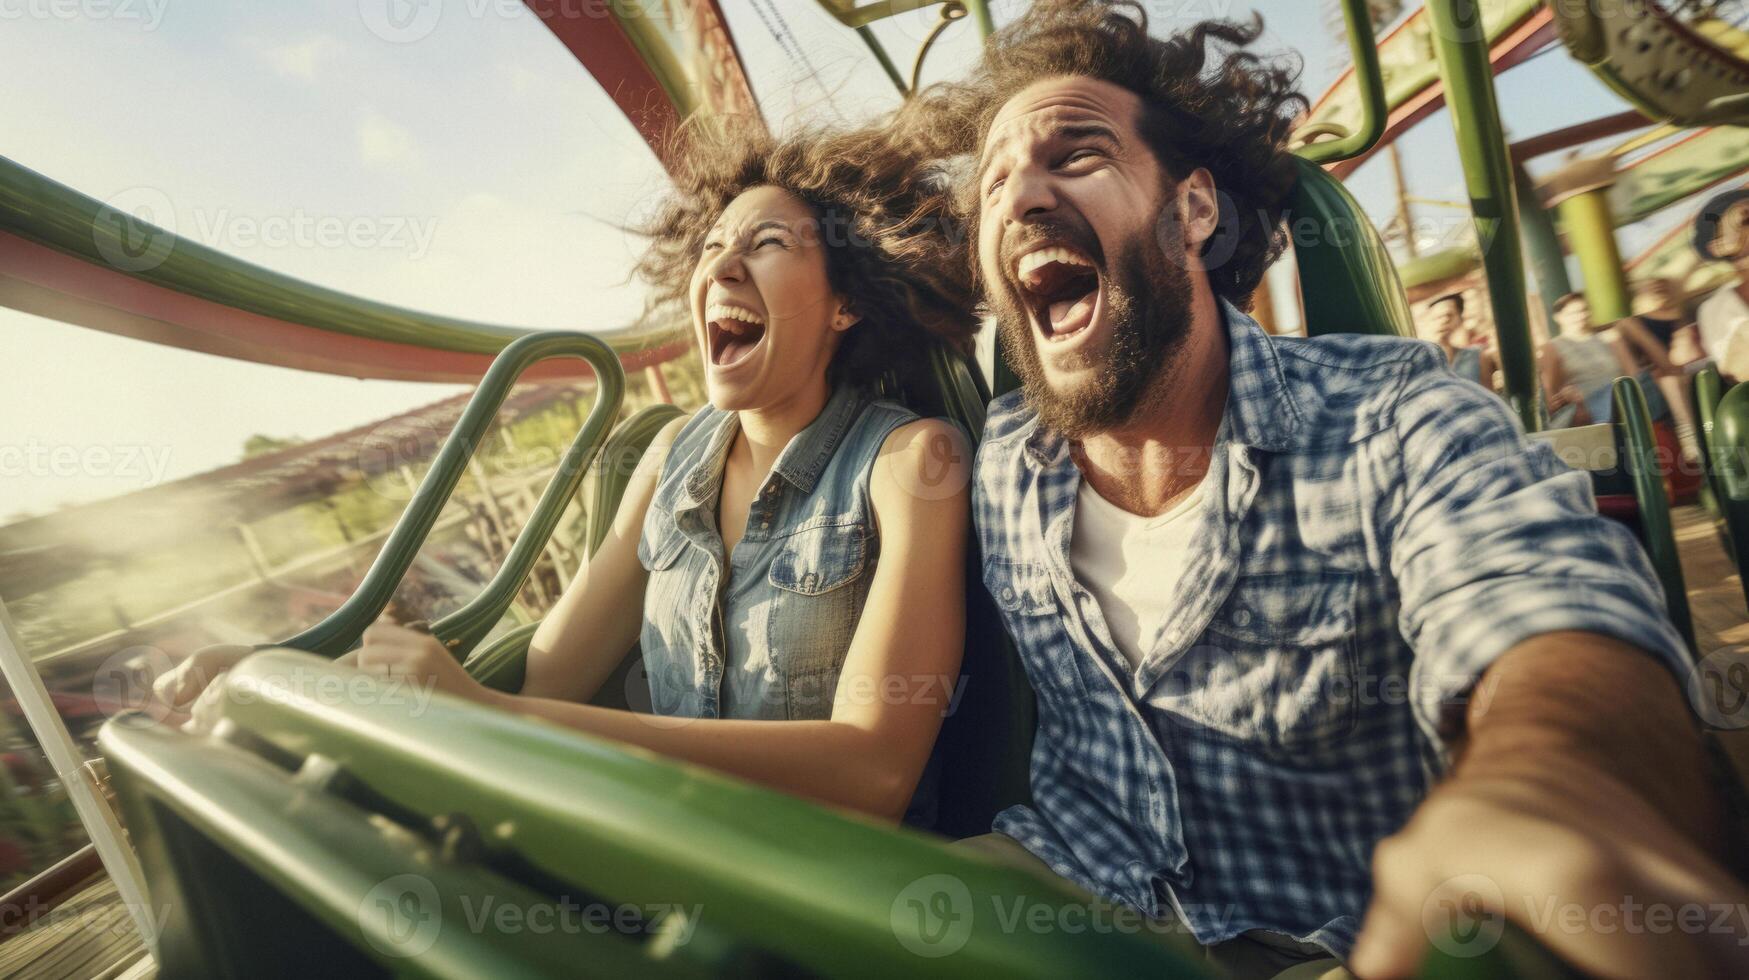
[897,0,1306,311]
[634,119,979,395]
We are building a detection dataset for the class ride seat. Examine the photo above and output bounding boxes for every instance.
[1705,374,1749,612]
[1286,156,1416,340]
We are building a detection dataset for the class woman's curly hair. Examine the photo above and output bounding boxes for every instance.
[895,0,1307,311]
[634,118,979,395]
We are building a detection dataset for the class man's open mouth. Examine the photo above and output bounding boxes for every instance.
[704,303,766,368]
[1014,244,1101,342]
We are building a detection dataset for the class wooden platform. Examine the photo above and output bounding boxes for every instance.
[1675,504,1749,656]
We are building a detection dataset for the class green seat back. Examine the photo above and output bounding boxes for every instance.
[1285,156,1416,339]
[584,404,687,556]
[1709,380,1749,611]
[1695,366,1732,539]
[904,346,1036,837]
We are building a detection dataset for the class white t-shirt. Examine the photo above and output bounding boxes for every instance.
[1069,478,1204,672]
[1698,284,1749,379]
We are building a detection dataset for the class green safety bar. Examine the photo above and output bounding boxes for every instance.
[275,331,624,659]
[462,404,684,697]
[1426,0,1540,432]
[1710,380,1749,610]
[100,652,1578,978]
[1612,378,1697,655]
[105,649,1211,978]
[100,721,705,977]
[1294,0,1389,165]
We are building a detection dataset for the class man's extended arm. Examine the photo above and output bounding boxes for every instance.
[1359,369,1747,976]
[1352,632,1744,976]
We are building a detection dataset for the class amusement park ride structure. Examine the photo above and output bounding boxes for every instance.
[4,0,1749,975]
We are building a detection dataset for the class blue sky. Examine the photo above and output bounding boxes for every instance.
[0,1,1700,515]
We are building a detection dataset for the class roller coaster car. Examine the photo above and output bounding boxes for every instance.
[98,157,1653,979]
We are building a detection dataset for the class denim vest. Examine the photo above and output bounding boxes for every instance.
[635,385,918,721]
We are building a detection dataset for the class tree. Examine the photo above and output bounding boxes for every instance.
[241,434,304,460]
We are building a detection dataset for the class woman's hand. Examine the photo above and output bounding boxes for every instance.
[1548,385,1582,411]
[345,621,494,706]
[152,643,255,720]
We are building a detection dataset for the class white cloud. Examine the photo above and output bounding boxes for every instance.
[506,63,539,97]
[357,108,421,169]
[252,34,343,81]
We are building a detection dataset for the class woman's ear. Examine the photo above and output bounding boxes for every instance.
[830,300,861,333]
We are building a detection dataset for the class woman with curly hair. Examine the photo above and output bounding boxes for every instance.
[159,122,980,826]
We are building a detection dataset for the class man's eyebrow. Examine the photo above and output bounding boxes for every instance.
[1056,122,1122,147]
[976,120,1123,182]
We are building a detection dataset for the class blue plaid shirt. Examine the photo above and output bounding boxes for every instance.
[975,301,1689,957]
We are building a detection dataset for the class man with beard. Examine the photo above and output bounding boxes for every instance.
[903,2,1747,977]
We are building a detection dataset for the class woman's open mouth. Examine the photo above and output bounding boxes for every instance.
[704,303,766,369]
[1015,245,1101,344]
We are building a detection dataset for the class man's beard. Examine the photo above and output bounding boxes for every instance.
[995,226,1195,440]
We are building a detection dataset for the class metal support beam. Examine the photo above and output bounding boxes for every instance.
[1427,0,1540,431]
[854,25,907,94]
[1558,187,1632,324]
[962,0,992,37]
[1513,163,1572,333]
[0,599,157,948]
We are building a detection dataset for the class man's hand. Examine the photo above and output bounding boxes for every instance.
[1351,762,1749,977]
[1352,634,1749,978]
[345,620,491,704]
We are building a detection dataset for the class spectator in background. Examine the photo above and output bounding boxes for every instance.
[1541,293,1670,429]
[1422,291,1496,391]
[1693,188,1749,381]
[1631,277,1701,367]
[1613,277,1702,459]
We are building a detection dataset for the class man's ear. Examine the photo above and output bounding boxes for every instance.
[831,300,861,333]
[1177,168,1220,251]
